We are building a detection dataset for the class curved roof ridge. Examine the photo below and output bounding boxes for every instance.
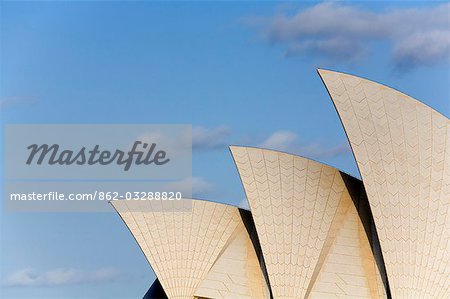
[110,196,248,211]
[229,144,361,180]
[318,68,449,119]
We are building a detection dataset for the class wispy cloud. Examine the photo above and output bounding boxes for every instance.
[258,130,351,159]
[164,176,214,198]
[296,142,350,159]
[0,96,37,110]
[246,2,450,70]
[259,130,297,151]
[3,267,120,288]
[192,125,231,151]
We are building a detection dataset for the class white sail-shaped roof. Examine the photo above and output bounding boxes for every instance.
[319,69,450,298]
[231,146,386,298]
[111,199,269,299]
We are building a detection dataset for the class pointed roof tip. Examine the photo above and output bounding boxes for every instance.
[229,145,244,151]
[317,68,329,78]
[317,68,334,75]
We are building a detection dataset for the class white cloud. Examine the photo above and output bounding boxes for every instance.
[163,176,214,197]
[247,2,450,69]
[259,131,297,151]
[133,125,229,157]
[3,267,119,287]
[192,126,231,151]
[259,130,351,159]
[297,142,351,159]
[189,177,214,196]
[393,29,450,69]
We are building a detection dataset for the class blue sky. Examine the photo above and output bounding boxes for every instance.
[1,1,449,298]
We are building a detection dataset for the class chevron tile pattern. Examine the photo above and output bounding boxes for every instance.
[195,222,270,299]
[319,69,450,298]
[308,192,386,299]
[112,199,269,299]
[230,146,386,299]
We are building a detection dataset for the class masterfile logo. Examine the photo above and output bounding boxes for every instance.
[4,124,193,212]
[5,124,191,180]
[26,141,170,171]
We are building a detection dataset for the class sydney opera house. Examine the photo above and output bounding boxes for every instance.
[112,70,449,299]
